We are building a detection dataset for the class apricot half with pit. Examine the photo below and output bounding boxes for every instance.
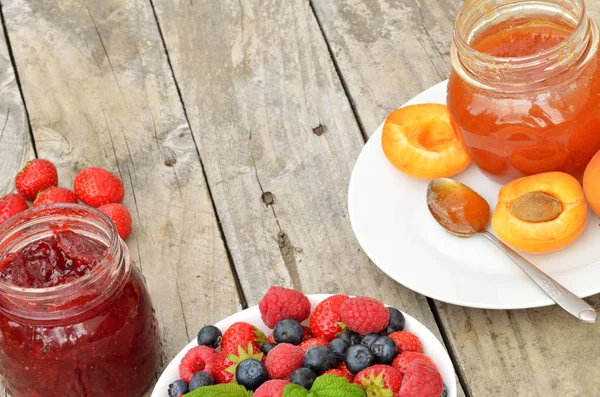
[492,172,587,254]
[381,104,470,179]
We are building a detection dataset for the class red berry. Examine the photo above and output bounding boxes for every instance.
[98,203,132,240]
[340,296,390,334]
[213,343,263,384]
[399,359,443,397]
[393,352,436,376]
[323,368,354,382]
[299,337,329,353]
[389,331,423,354]
[15,159,58,201]
[267,333,275,344]
[73,167,125,207]
[259,286,311,329]
[0,194,28,225]
[33,187,78,207]
[302,326,314,341]
[309,294,349,341]
[355,364,403,395]
[178,346,218,383]
[254,379,289,397]
[221,322,267,355]
[265,343,304,379]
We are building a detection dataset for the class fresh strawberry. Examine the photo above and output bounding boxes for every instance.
[299,337,329,353]
[392,352,436,376]
[213,343,263,384]
[324,368,354,382]
[178,346,218,383]
[309,294,349,341]
[267,333,276,344]
[221,322,267,355]
[0,194,28,224]
[98,203,132,240]
[254,379,289,397]
[340,296,390,334]
[354,364,402,396]
[259,286,311,328]
[15,159,58,200]
[33,187,78,207]
[399,359,443,397]
[265,343,304,379]
[73,167,125,207]
[389,332,423,354]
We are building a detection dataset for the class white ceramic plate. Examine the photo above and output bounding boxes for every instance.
[152,294,457,397]
[348,80,600,309]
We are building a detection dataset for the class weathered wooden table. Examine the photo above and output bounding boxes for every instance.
[0,1,599,396]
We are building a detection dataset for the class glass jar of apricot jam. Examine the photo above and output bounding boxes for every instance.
[0,204,159,397]
[448,0,600,183]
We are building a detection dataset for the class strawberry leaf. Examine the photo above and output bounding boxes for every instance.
[184,383,253,397]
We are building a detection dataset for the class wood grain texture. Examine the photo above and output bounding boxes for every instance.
[0,0,240,393]
[151,0,445,345]
[312,0,600,396]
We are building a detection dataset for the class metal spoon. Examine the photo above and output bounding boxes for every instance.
[426,178,596,324]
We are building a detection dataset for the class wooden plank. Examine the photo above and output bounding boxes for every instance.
[151,0,446,350]
[1,0,241,393]
[311,0,600,396]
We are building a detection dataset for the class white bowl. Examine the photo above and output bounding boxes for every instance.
[152,294,457,397]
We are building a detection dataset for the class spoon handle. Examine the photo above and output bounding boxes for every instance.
[481,230,597,323]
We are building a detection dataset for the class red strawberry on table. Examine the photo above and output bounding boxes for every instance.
[354,364,403,396]
[73,167,125,207]
[340,296,390,334]
[220,322,267,355]
[309,294,349,341]
[0,194,28,225]
[399,359,443,397]
[213,343,263,384]
[15,159,58,201]
[265,343,304,379]
[178,345,218,383]
[389,331,424,354]
[259,286,311,328]
[393,351,436,376]
[99,203,132,240]
[33,187,78,207]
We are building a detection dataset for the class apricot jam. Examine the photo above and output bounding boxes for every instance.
[0,205,159,397]
[448,0,600,183]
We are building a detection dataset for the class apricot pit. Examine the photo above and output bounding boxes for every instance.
[509,191,562,223]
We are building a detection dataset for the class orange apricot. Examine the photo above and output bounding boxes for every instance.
[381,104,470,179]
[583,149,600,216]
[492,172,587,254]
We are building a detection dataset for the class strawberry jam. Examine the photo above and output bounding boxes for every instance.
[0,204,159,397]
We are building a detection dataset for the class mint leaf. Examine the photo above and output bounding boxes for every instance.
[282,383,310,397]
[310,374,366,397]
[184,383,253,397]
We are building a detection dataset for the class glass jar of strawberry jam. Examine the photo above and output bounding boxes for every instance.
[0,204,159,397]
[448,0,600,183]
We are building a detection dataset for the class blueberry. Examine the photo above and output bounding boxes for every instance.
[302,345,337,374]
[168,379,189,396]
[361,333,380,349]
[440,383,448,397]
[273,319,304,345]
[338,330,361,346]
[290,367,317,390]
[260,342,276,355]
[197,325,222,348]
[345,345,375,374]
[328,338,350,361]
[235,358,268,390]
[385,307,406,334]
[189,371,214,391]
[370,336,398,364]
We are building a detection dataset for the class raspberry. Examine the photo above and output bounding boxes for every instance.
[309,294,349,341]
[254,379,290,397]
[354,364,402,395]
[393,351,436,376]
[259,286,311,328]
[178,346,218,383]
[389,331,423,354]
[340,296,390,334]
[265,343,304,379]
[323,368,354,382]
[299,337,329,353]
[399,359,443,397]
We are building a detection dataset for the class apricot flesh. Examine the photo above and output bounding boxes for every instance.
[492,172,586,254]
[583,149,600,216]
[381,104,470,179]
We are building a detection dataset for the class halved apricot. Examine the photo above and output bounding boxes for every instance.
[381,104,470,179]
[583,149,600,216]
[492,172,587,254]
